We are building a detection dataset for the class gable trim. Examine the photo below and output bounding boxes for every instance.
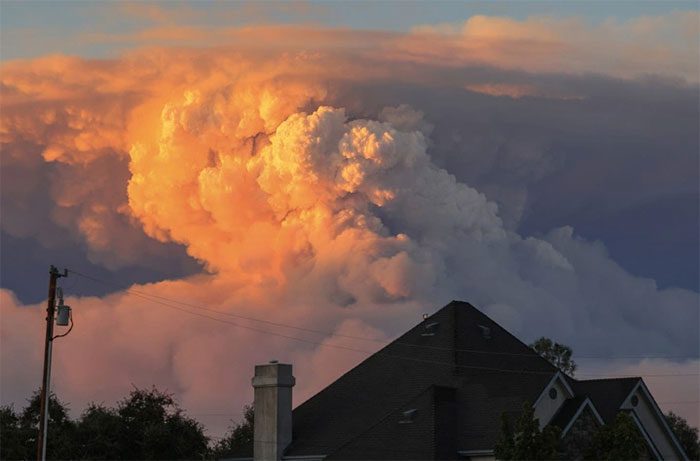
[533,371,574,408]
[560,397,604,437]
[623,380,688,461]
[628,410,662,461]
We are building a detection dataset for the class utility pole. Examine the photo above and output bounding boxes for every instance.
[36,265,67,461]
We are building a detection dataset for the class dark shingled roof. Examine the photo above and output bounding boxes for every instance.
[231,301,682,460]
[572,377,640,424]
[284,301,557,458]
[548,395,588,431]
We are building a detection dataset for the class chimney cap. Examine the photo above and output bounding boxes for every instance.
[253,362,295,388]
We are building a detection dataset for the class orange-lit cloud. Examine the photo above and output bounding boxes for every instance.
[1,16,698,438]
[63,11,700,82]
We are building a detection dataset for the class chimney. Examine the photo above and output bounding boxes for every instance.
[252,361,295,461]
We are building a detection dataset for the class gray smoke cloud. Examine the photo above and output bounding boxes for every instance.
[1,21,698,436]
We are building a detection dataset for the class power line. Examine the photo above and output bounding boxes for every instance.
[656,401,700,405]
[66,268,700,378]
[66,269,700,360]
[192,400,699,413]
[67,269,391,341]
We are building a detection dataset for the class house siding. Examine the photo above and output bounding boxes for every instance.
[621,389,684,460]
[534,378,569,428]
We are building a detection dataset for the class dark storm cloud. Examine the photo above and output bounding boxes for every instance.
[329,71,699,290]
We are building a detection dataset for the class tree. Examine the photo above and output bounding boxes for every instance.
[210,405,254,460]
[666,411,699,460]
[1,404,30,460]
[494,401,560,460]
[530,337,577,376]
[585,412,647,460]
[16,391,77,460]
[558,406,602,459]
[115,386,209,460]
[1,387,210,460]
[74,404,122,459]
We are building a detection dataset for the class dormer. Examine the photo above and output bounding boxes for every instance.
[533,371,575,428]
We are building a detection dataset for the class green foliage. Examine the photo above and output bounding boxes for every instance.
[9,391,78,460]
[585,412,647,460]
[74,404,122,459]
[0,387,209,460]
[530,337,577,376]
[210,405,254,460]
[494,402,560,460]
[666,411,700,460]
[558,406,602,459]
[114,386,209,460]
[1,405,29,460]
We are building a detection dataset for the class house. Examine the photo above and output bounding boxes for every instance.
[234,301,688,460]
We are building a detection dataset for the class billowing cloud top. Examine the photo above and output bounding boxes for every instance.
[1,13,698,435]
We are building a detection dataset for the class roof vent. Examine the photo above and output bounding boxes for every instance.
[398,409,418,424]
[478,325,491,339]
[421,321,439,337]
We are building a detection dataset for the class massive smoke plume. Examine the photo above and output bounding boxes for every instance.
[1,14,698,435]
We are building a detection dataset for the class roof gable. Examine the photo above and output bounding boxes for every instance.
[622,380,689,460]
[287,301,558,457]
[572,377,640,424]
[550,396,604,436]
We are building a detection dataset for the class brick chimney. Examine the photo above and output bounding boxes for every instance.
[252,361,295,461]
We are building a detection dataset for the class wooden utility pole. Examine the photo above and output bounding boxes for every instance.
[36,265,65,461]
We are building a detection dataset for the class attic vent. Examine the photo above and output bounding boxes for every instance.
[421,321,440,337]
[478,325,491,339]
[398,409,418,424]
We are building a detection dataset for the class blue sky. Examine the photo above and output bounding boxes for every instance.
[2,0,697,59]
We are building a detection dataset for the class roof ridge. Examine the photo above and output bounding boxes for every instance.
[293,305,459,412]
[287,301,564,456]
[577,376,641,383]
[448,300,556,373]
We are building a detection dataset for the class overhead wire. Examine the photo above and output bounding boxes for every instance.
[65,268,700,360]
[65,268,700,378]
[191,399,700,416]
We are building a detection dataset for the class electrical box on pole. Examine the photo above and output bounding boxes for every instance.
[36,265,69,461]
